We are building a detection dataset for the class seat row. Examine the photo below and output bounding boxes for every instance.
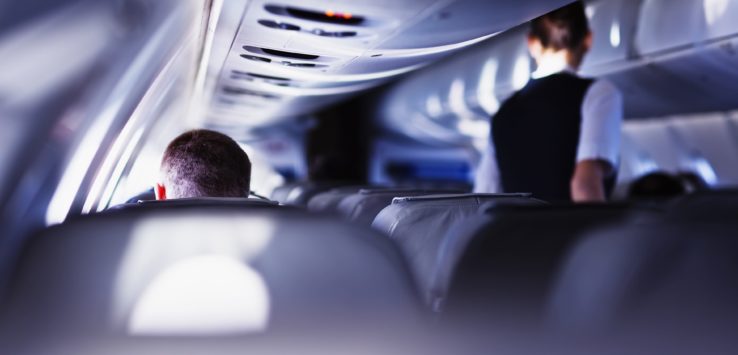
[297,184,738,334]
[1,187,736,353]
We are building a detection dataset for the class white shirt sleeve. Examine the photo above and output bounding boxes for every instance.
[577,79,624,168]
[473,142,502,193]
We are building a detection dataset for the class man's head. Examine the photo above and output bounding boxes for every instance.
[628,172,686,200]
[157,129,251,200]
[528,1,592,69]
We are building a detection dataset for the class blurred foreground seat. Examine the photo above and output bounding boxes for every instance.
[0,206,423,352]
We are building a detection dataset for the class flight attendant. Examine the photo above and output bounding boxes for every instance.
[474,1,623,202]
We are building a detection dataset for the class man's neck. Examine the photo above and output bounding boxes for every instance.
[532,51,579,79]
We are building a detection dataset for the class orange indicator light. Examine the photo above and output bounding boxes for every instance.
[325,9,353,20]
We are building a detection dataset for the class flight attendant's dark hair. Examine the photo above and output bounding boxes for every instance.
[529,1,590,53]
[161,129,251,198]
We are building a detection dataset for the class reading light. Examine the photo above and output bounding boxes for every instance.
[267,5,365,25]
[325,10,352,20]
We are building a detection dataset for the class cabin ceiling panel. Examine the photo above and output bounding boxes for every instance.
[200,0,574,133]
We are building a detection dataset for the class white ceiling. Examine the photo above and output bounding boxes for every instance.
[197,0,573,135]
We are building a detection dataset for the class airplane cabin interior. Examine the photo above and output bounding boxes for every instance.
[1,0,737,353]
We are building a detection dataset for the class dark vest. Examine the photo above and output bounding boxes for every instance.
[492,73,594,202]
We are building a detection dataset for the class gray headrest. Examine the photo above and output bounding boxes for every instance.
[306,186,365,214]
[337,189,462,226]
[281,182,355,206]
[389,193,534,204]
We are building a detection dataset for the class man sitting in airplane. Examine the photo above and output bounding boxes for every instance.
[155,129,251,200]
[475,1,623,203]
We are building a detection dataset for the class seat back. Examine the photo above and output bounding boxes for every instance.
[372,193,546,303]
[667,189,738,222]
[0,207,422,339]
[276,182,354,206]
[124,188,156,204]
[337,188,461,226]
[270,182,300,204]
[306,186,366,214]
[107,197,281,212]
[442,204,661,320]
[548,222,738,337]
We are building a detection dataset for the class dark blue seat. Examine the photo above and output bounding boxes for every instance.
[549,221,738,338]
[441,204,662,319]
[667,188,738,222]
[372,193,547,305]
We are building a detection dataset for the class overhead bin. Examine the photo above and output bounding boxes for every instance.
[583,0,641,68]
[374,0,738,147]
[378,0,572,50]
[635,0,738,55]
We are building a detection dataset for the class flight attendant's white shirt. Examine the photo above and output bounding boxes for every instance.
[473,65,624,193]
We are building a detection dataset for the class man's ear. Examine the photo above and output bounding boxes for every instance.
[155,183,167,200]
[583,31,593,52]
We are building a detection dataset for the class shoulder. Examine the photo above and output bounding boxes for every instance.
[585,79,623,102]
[495,89,523,114]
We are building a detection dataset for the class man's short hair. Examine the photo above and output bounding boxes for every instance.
[628,172,686,199]
[161,129,251,199]
[530,1,590,52]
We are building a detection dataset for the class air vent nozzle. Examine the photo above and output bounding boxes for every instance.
[240,54,271,63]
[280,62,327,68]
[222,86,281,100]
[258,19,300,31]
[231,70,290,82]
[311,29,357,38]
[260,48,319,60]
